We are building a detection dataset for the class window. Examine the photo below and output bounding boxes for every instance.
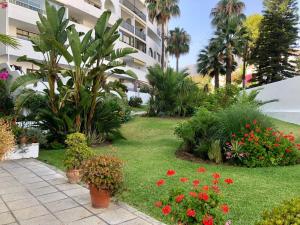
[16,28,38,40]
[157,53,161,63]
[149,48,153,58]
[120,30,134,47]
[154,51,156,60]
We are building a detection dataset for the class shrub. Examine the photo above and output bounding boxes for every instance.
[0,120,15,160]
[175,107,219,159]
[128,96,143,108]
[154,168,234,225]
[255,197,300,225]
[64,133,94,171]
[81,155,123,195]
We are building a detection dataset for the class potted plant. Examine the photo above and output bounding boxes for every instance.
[0,119,15,160]
[64,133,94,184]
[81,155,123,208]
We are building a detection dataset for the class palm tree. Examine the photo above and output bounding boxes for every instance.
[167,27,190,72]
[197,40,225,89]
[145,0,180,68]
[211,0,246,85]
[0,34,19,48]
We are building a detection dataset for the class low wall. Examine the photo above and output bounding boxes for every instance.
[248,77,300,125]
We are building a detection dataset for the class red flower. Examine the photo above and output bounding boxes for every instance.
[189,192,197,198]
[186,209,196,217]
[166,170,176,176]
[221,204,230,214]
[245,124,251,129]
[212,179,219,184]
[175,194,185,203]
[202,215,214,225]
[156,179,165,187]
[162,205,171,215]
[199,192,209,201]
[224,178,234,184]
[155,201,162,208]
[253,119,257,125]
[202,185,210,191]
[180,177,189,183]
[212,185,220,194]
[212,173,220,179]
[232,133,236,138]
[285,149,292,153]
[274,143,280,147]
[193,179,200,187]
[197,167,206,173]
[244,133,249,137]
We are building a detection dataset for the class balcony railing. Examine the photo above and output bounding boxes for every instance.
[119,0,146,21]
[84,0,101,9]
[157,28,161,37]
[135,28,146,41]
[121,21,134,33]
[9,0,45,14]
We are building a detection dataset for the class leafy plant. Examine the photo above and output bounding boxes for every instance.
[128,96,143,108]
[81,155,123,195]
[256,197,300,225]
[64,133,94,171]
[0,120,15,160]
[154,168,234,225]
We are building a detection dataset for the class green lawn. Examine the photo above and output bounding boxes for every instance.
[39,117,300,225]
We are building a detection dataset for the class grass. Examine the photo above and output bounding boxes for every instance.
[39,117,300,225]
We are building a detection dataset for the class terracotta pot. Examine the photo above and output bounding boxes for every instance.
[66,169,81,184]
[19,136,28,145]
[89,184,110,208]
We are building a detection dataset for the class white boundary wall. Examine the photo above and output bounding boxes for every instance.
[248,77,300,125]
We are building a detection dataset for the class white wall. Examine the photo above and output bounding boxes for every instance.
[248,77,300,124]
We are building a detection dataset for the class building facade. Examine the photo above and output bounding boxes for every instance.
[0,0,166,94]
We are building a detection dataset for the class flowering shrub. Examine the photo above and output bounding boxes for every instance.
[255,197,300,225]
[224,120,300,167]
[154,168,234,225]
[0,70,9,80]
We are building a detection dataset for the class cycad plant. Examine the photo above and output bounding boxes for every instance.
[167,27,190,72]
[145,0,180,68]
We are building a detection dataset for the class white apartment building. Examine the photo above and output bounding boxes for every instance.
[0,0,166,96]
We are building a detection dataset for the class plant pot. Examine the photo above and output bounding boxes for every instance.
[89,184,110,208]
[66,169,81,184]
[19,136,28,145]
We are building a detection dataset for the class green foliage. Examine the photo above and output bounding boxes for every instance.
[251,0,299,85]
[24,128,47,146]
[256,197,300,225]
[208,140,223,164]
[175,107,219,159]
[0,80,14,117]
[147,65,203,117]
[81,155,123,195]
[128,96,143,108]
[64,133,94,171]
[0,34,20,48]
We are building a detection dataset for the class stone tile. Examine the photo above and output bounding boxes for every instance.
[119,218,152,225]
[30,186,58,197]
[24,181,49,189]
[37,192,68,204]
[118,202,138,213]
[6,223,18,225]
[19,214,61,225]
[73,194,91,205]
[34,169,56,176]
[0,172,11,178]
[66,216,107,225]
[6,197,40,211]
[12,205,49,221]
[63,187,89,197]
[40,173,64,181]
[0,186,27,195]
[2,191,33,202]
[98,208,137,225]
[55,183,82,191]
[0,176,16,182]
[47,178,68,185]
[0,202,9,214]
[133,211,163,225]
[0,212,16,224]
[44,198,79,213]
[19,176,44,184]
[54,206,92,223]
[84,202,120,214]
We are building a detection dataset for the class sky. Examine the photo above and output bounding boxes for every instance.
[168,0,299,69]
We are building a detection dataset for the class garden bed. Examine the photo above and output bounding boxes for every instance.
[39,117,300,225]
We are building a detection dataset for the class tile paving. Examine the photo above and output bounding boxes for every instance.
[0,159,164,225]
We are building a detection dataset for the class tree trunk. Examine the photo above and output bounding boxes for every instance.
[226,50,232,85]
[242,42,248,89]
[87,78,99,135]
[161,23,165,69]
[214,71,219,89]
[176,56,179,72]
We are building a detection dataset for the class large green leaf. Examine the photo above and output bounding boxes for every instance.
[11,74,40,92]
[95,11,111,37]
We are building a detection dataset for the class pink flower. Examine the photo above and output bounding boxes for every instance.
[0,71,9,80]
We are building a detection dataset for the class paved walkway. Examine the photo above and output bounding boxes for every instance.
[0,159,164,225]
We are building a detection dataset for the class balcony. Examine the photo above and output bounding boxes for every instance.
[121,21,134,34]
[119,0,146,22]
[157,28,161,37]
[84,0,101,9]
[9,0,45,14]
[135,28,146,41]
